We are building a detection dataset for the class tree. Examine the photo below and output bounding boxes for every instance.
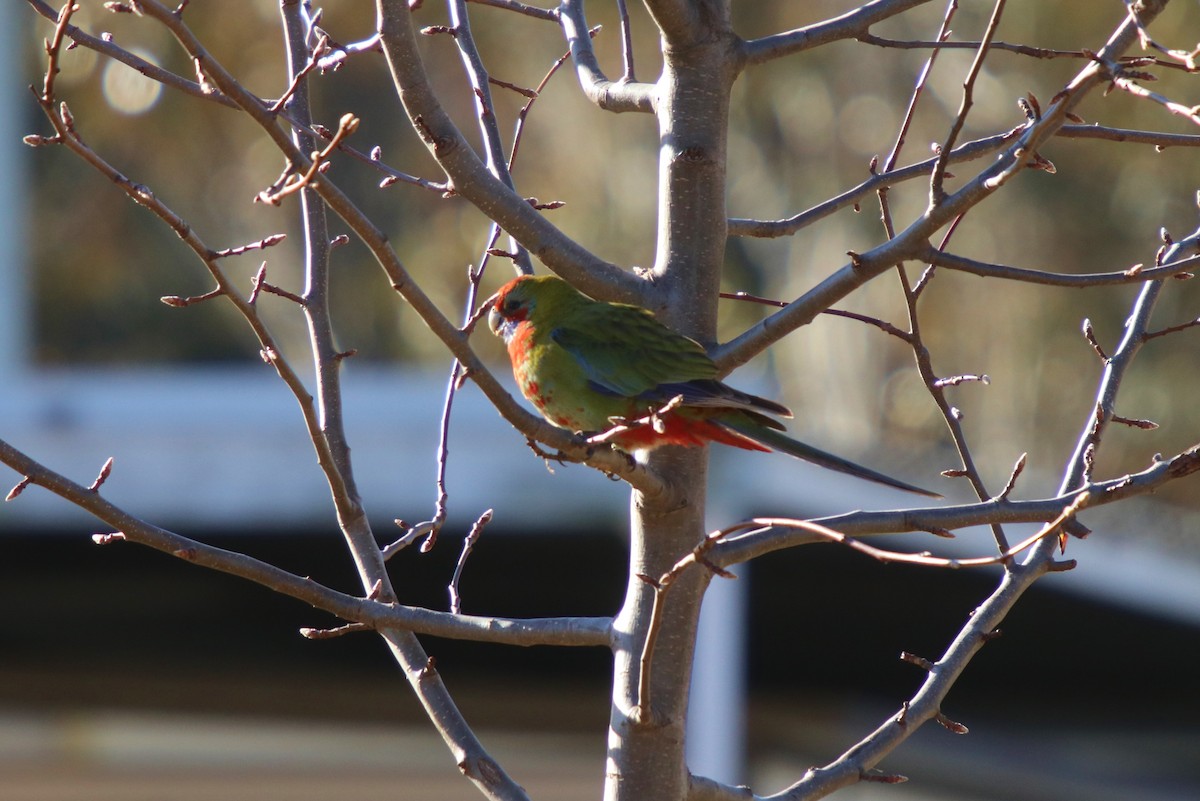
[8,1,1200,799]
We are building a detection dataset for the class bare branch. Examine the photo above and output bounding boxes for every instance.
[728,123,1200,239]
[90,0,666,497]
[0,437,613,648]
[467,0,557,21]
[301,622,370,639]
[315,33,383,71]
[741,0,937,66]
[926,245,1200,286]
[1106,68,1200,127]
[1145,315,1200,340]
[716,2,1176,373]
[729,132,1013,239]
[718,492,1087,572]
[996,453,1027,501]
[712,443,1200,567]
[25,0,239,106]
[614,0,637,82]
[930,0,1009,204]
[634,531,733,724]
[558,0,656,113]
[1057,123,1200,147]
[376,0,647,302]
[446,0,533,272]
[821,309,912,342]
[686,774,754,801]
[449,509,494,614]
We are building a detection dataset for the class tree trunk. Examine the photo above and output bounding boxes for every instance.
[604,4,739,798]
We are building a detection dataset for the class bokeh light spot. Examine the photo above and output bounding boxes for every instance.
[102,49,162,115]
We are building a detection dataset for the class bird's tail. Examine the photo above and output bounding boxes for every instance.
[714,418,941,498]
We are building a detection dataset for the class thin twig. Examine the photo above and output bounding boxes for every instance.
[256,113,360,205]
[728,123,1200,240]
[822,309,913,342]
[1144,316,1200,340]
[270,33,330,114]
[449,510,494,614]
[1120,0,1200,70]
[717,493,1087,571]
[995,453,1026,501]
[448,0,533,272]
[925,245,1200,287]
[740,0,937,65]
[467,0,558,22]
[87,457,114,493]
[859,32,1200,72]
[615,0,636,81]
[710,439,1200,569]
[904,219,1010,552]
[301,622,370,639]
[931,0,1008,204]
[634,532,733,724]
[1109,70,1200,128]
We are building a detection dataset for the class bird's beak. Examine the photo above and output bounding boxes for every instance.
[487,305,503,337]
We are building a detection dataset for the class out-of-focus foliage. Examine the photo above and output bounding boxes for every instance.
[24,1,1200,507]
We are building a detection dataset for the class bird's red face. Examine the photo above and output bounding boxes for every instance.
[487,277,534,344]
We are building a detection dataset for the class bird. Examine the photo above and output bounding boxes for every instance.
[487,274,938,497]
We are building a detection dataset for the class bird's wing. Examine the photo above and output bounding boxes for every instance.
[549,303,718,398]
[654,379,791,422]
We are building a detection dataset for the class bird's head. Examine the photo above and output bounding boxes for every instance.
[487,277,530,341]
[487,274,580,342]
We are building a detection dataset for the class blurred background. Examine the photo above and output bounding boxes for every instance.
[3,1,1199,799]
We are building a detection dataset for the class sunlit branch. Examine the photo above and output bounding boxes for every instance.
[712,442,1200,568]
[715,1,1170,374]
[28,31,358,524]
[728,123,1200,239]
[728,129,1019,238]
[111,0,666,496]
[615,0,637,81]
[447,0,533,271]
[718,494,1089,572]
[858,32,1200,72]
[930,0,1008,203]
[926,245,1200,286]
[867,0,1010,551]
[1110,69,1200,128]
[24,0,238,106]
[765,189,1188,797]
[0,437,614,648]
[740,0,936,66]
[467,0,558,21]
[558,0,656,112]
[280,4,371,542]
[374,0,647,303]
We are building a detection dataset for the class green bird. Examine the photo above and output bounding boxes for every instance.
[488,274,938,497]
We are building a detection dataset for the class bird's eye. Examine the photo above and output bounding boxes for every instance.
[502,298,521,315]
